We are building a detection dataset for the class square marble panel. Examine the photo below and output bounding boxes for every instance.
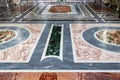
[0,24,45,62]
[71,24,120,63]
[41,4,78,15]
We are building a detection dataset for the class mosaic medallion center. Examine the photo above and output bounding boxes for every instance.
[0,29,16,44]
[95,30,120,46]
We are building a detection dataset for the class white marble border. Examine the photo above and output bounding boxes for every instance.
[1,70,120,72]
[70,24,78,63]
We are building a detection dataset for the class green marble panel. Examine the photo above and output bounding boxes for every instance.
[45,25,62,56]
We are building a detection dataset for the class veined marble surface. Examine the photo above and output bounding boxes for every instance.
[71,24,120,62]
[0,24,45,62]
[41,4,78,15]
[35,0,57,2]
[0,72,120,80]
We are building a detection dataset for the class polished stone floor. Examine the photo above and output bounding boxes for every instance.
[0,1,120,70]
[1,72,120,80]
[71,24,120,63]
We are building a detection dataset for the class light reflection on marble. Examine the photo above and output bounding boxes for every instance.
[71,24,120,62]
[0,2,35,21]
[0,24,44,62]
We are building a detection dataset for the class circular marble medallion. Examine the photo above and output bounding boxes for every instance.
[82,26,120,53]
[0,29,16,44]
[0,26,30,50]
[95,30,120,46]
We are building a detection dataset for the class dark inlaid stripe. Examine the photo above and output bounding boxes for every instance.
[46,25,62,56]
[41,24,63,61]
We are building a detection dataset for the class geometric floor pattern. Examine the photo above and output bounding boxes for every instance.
[0,23,120,70]
[71,24,120,63]
[1,1,120,80]
[0,24,45,62]
[0,1,120,72]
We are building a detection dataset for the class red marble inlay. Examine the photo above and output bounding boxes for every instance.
[0,72,120,80]
[49,5,71,13]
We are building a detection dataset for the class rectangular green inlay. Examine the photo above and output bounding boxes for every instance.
[45,25,62,56]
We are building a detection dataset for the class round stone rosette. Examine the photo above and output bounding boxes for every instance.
[0,26,30,50]
[82,26,120,53]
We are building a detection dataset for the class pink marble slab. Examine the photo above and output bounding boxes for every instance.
[71,24,120,62]
[0,24,45,62]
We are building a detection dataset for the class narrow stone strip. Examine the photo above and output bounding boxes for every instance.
[13,4,39,22]
[83,2,104,23]
[41,24,63,61]
[75,4,82,15]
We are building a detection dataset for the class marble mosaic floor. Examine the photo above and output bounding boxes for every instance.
[0,23,119,70]
[41,4,78,14]
[1,1,120,80]
[21,3,95,22]
[71,24,120,63]
[1,72,120,80]
[0,24,45,62]
[87,2,120,22]
[0,1,120,70]
[0,2,36,22]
